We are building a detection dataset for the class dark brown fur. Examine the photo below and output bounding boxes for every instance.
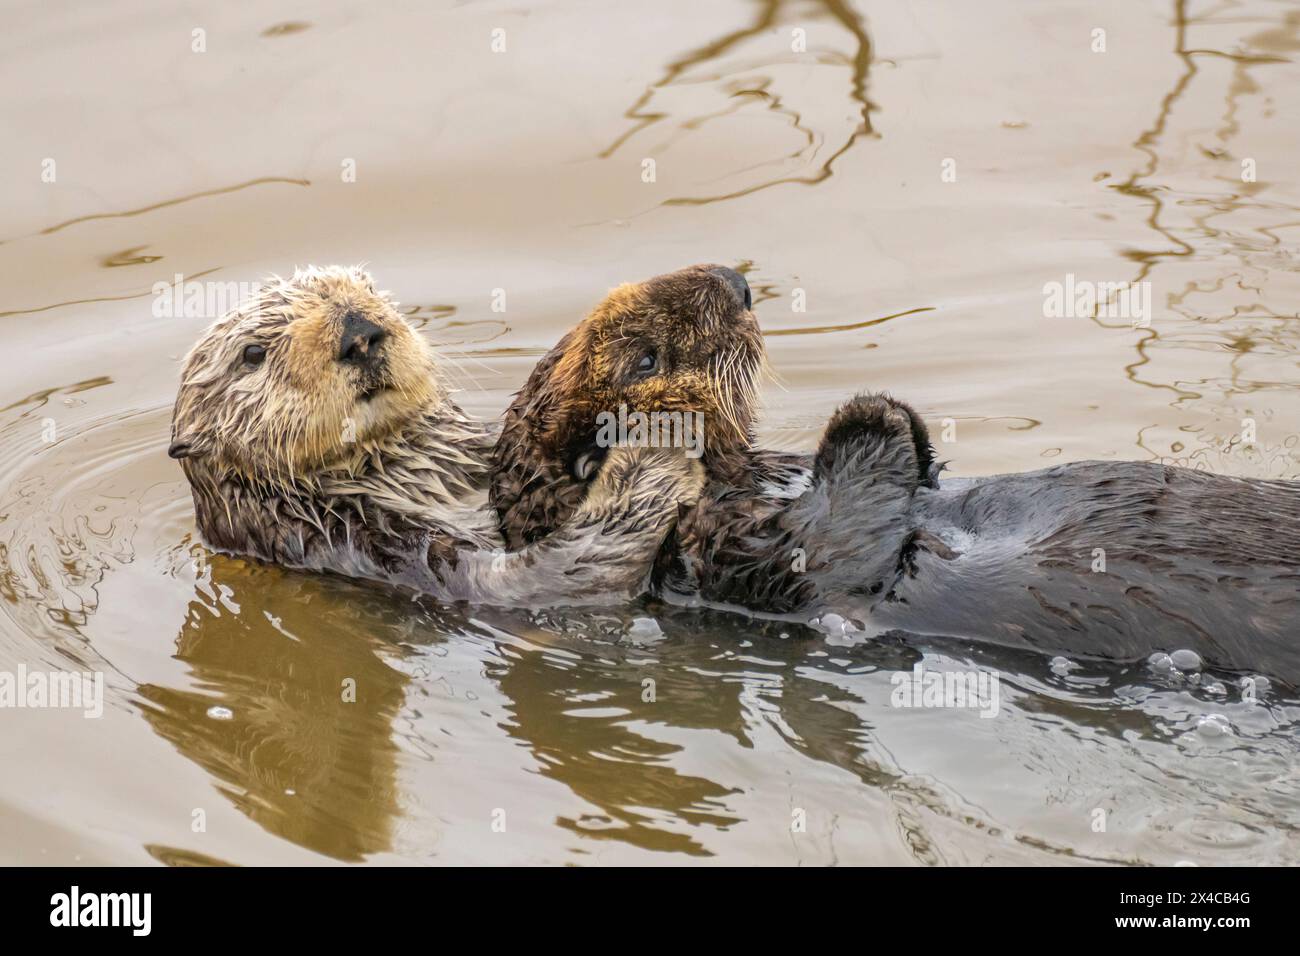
[491,264,770,548]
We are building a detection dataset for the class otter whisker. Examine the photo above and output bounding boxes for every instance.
[428,345,502,388]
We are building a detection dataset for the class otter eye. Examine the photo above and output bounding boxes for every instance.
[635,351,658,377]
[242,344,266,367]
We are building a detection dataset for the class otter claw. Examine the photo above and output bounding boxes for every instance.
[573,448,605,481]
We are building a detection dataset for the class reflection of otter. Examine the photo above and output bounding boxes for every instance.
[137,557,410,861]
[169,266,702,606]
[480,606,925,858]
[487,636,741,856]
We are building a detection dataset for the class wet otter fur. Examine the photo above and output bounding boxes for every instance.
[170,266,704,606]
[675,393,1300,677]
[496,266,1299,678]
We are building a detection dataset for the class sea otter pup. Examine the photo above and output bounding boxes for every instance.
[169,266,703,605]
[495,266,1300,678]
[491,263,811,548]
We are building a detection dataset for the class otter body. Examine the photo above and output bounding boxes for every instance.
[657,394,1300,677]
[189,402,499,588]
[666,460,1300,673]
[882,462,1300,669]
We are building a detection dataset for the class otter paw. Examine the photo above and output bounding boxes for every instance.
[588,446,705,508]
[815,393,936,485]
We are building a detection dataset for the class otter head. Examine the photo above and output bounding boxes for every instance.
[169,266,443,485]
[543,263,763,478]
[492,263,765,546]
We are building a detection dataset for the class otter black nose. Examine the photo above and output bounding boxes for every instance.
[705,266,752,311]
[339,311,386,366]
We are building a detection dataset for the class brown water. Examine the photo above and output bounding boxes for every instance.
[2,0,1299,865]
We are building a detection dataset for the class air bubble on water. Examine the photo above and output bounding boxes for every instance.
[1170,649,1202,671]
[626,617,663,641]
[206,705,234,721]
[1148,652,1174,674]
[1203,680,1226,696]
[814,613,865,647]
[1050,656,1077,676]
[1195,714,1231,738]
[815,613,848,636]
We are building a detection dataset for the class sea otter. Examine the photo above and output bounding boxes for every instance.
[169,266,704,605]
[494,266,1300,679]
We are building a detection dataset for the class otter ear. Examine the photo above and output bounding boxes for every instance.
[535,326,597,455]
[547,325,593,400]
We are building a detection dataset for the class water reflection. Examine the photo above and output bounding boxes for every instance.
[9,478,1294,866]
[138,557,410,862]
[32,178,310,239]
[461,606,1187,863]
[601,0,876,205]
[0,267,221,319]
[488,629,744,856]
[1108,0,1300,435]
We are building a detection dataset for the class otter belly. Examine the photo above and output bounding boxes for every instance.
[861,461,1300,677]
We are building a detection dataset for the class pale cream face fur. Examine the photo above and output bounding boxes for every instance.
[170,266,443,483]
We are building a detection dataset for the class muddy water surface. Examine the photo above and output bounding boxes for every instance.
[2,0,1299,864]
